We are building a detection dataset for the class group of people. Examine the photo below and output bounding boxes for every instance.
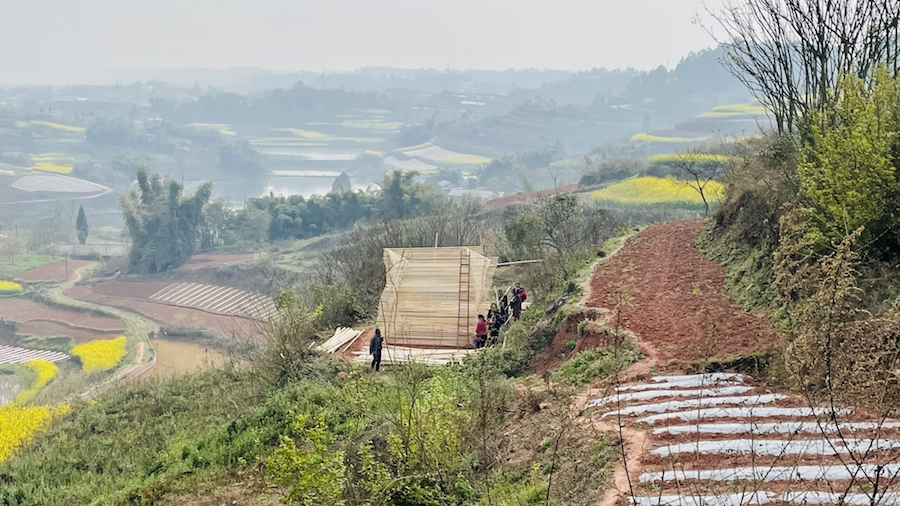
[473,282,527,349]
[367,282,529,371]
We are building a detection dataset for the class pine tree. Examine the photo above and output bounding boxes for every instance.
[75,205,89,245]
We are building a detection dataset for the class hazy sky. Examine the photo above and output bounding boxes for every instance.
[0,0,715,73]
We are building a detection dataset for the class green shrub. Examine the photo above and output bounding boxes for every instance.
[268,414,346,506]
[554,346,642,386]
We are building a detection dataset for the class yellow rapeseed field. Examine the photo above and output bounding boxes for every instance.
[0,404,69,462]
[20,120,86,134]
[648,153,737,165]
[0,280,23,294]
[442,155,492,165]
[592,176,725,208]
[698,102,768,118]
[32,163,73,174]
[71,335,126,373]
[0,359,68,463]
[31,153,75,174]
[14,359,58,404]
[630,133,708,143]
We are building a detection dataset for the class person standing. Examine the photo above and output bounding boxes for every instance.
[487,304,502,346]
[474,314,488,348]
[497,289,509,316]
[370,328,384,371]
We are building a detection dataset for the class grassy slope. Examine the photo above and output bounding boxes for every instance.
[0,255,62,278]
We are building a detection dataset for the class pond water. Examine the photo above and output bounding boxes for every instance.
[0,376,19,406]
[148,338,228,378]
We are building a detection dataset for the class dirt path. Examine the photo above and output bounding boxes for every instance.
[573,220,773,505]
[586,220,778,372]
[577,220,898,506]
[48,263,158,395]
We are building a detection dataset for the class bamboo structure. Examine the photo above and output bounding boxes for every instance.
[377,246,498,348]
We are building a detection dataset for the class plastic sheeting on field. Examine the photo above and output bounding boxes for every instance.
[602,394,787,418]
[588,385,755,408]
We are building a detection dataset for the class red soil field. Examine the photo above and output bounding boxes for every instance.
[0,298,124,330]
[66,285,258,338]
[181,253,256,269]
[585,219,778,369]
[484,185,578,211]
[90,280,172,300]
[17,320,120,343]
[19,260,92,281]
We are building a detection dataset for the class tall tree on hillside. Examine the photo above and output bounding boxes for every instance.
[75,205,89,245]
[119,167,213,273]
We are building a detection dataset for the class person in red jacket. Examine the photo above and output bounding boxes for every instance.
[473,314,488,348]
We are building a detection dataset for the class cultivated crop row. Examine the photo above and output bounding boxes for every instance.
[0,345,68,365]
[589,373,900,506]
[149,282,276,320]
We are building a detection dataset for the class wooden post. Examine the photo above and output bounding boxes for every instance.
[434,232,439,248]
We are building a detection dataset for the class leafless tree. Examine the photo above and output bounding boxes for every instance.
[706,0,900,134]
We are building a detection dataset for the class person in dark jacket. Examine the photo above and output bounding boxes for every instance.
[487,303,502,346]
[369,328,384,371]
[497,289,509,316]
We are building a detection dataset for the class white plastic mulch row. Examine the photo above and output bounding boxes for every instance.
[150,282,276,320]
[602,394,788,419]
[0,344,69,365]
[618,373,745,391]
[635,405,844,424]
[653,421,900,436]
[651,437,900,457]
[639,463,900,483]
[587,385,755,408]
[630,492,900,506]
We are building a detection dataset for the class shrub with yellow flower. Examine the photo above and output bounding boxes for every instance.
[0,280,23,294]
[0,359,68,463]
[0,403,69,462]
[14,359,58,404]
[70,336,126,373]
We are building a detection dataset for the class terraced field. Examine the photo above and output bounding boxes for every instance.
[586,373,900,506]
[0,344,68,365]
[65,285,259,339]
[0,299,125,331]
[149,283,275,320]
[20,260,92,282]
[10,174,106,194]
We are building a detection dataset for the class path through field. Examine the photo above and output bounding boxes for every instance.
[583,221,900,506]
[49,263,157,393]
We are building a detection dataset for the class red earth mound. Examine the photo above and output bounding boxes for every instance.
[19,260,92,281]
[484,185,578,211]
[585,220,778,369]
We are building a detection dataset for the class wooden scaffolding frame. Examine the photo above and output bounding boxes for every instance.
[376,246,498,348]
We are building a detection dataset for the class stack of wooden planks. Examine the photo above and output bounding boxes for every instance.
[317,327,363,354]
[351,344,478,366]
[377,246,497,348]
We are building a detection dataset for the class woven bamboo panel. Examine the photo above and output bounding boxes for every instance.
[377,247,497,348]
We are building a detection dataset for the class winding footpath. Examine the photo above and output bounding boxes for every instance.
[48,263,157,394]
[579,221,900,506]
